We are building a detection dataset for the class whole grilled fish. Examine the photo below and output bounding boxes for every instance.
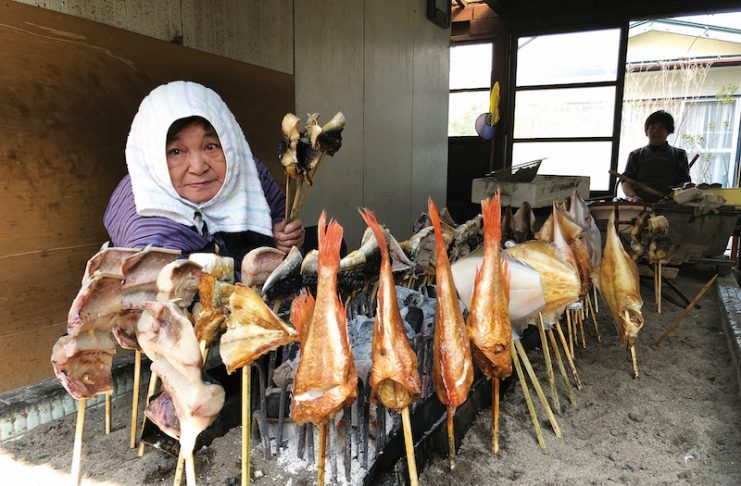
[429,197,474,411]
[592,212,644,349]
[360,209,421,410]
[292,212,358,425]
[465,194,512,380]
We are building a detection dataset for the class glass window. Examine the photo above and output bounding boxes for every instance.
[449,91,491,137]
[516,29,621,86]
[512,141,613,190]
[514,87,616,138]
[450,43,493,90]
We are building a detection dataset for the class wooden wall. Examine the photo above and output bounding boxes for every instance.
[295,0,451,247]
[0,2,294,392]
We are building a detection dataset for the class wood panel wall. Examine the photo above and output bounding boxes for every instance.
[295,0,450,247]
[0,2,294,392]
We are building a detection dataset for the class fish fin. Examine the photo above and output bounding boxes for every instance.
[359,208,389,261]
[318,213,344,269]
[481,190,502,245]
[290,289,315,342]
[428,197,447,258]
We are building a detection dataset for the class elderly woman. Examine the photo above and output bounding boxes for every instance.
[621,110,691,203]
[104,81,304,273]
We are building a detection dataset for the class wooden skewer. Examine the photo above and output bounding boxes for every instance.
[492,378,500,453]
[70,398,86,486]
[514,340,562,438]
[272,299,282,315]
[401,407,419,486]
[658,261,663,314]
[586,294,602,343]
[554,323,582,390]
[130,349,142,447]
[655,273,718,345]
[138,371,159,457]
[318,422,328,485]
[547,329,577,406]
[630,346,639,379]
[511,343,545,449]
[566,310,575,358]
[537,315,559,413]
[242,365,251,486]
[285,176,292,225]
[447,408,457,470]
[578,309,586,349]
[173,451,185,486]
[593,286,599,313]
[105,392,111,434]
[185,453,196,486]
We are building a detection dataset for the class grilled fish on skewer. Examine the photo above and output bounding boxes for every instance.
[317,112,345,156]
[429,197,474,470]
[513,202,535,243]
[291,289,315,349]
[592,212,644,377]
[465,194,512,379]
[360,208,421,410]
[505,241,580,327]
[569,191,602,267]
[261,246,304,300]
[188,253,234,282]
[220,284,299,374]
[81,246,138,285]
[242,247,286,288]
[137,301,225,458]
[280,113,301,179]
[193,273,230,347]
[156,259,203,305]
[292,212,358,425]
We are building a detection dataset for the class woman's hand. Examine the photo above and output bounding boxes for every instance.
[273,219,305,253]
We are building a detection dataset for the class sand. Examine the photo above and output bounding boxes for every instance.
[2,267,741,485]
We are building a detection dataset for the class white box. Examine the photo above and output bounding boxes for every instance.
[471,175,590,208]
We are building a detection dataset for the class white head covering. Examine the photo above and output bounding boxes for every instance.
[125,81,273,237]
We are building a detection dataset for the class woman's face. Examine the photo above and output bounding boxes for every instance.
[166,121,227,204]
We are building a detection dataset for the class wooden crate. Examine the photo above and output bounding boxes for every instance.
[471,175,590,208]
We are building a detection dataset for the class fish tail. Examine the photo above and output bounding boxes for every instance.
[318,214,344,270]
[358,208,389,261]
[427,197,447,258]
[481,191,502,246]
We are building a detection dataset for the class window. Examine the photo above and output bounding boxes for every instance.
[511,28,625,192]
[448,42,493,136]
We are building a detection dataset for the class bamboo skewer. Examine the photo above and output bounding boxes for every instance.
[242,365,251,486]
[130,350,142,447]
[655,262,663,314]
[655,273,718,345]
[514,340,562,438]
[630,346,639,379]
[105,392,111,434]
[578,309,586,349]
[547,329,577,406]
[566,311,575,358]
[174,451,185,486]
[138,372,159,457]
[492,378,500,453]
[70,399,86,486]
[555,323,582,390]
[447,409,457,471]
[317,422,328,485]
[511,343,545,449]
[586,294,602,343]
[593,286,599,313]
[537,315,559,413]
[401,407,419,486]
[185,453,196,486]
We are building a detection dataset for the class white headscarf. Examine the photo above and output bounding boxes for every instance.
[125,81,273,237]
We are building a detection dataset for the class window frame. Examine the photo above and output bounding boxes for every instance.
[448,40,496,138]
[506,24,630,196]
